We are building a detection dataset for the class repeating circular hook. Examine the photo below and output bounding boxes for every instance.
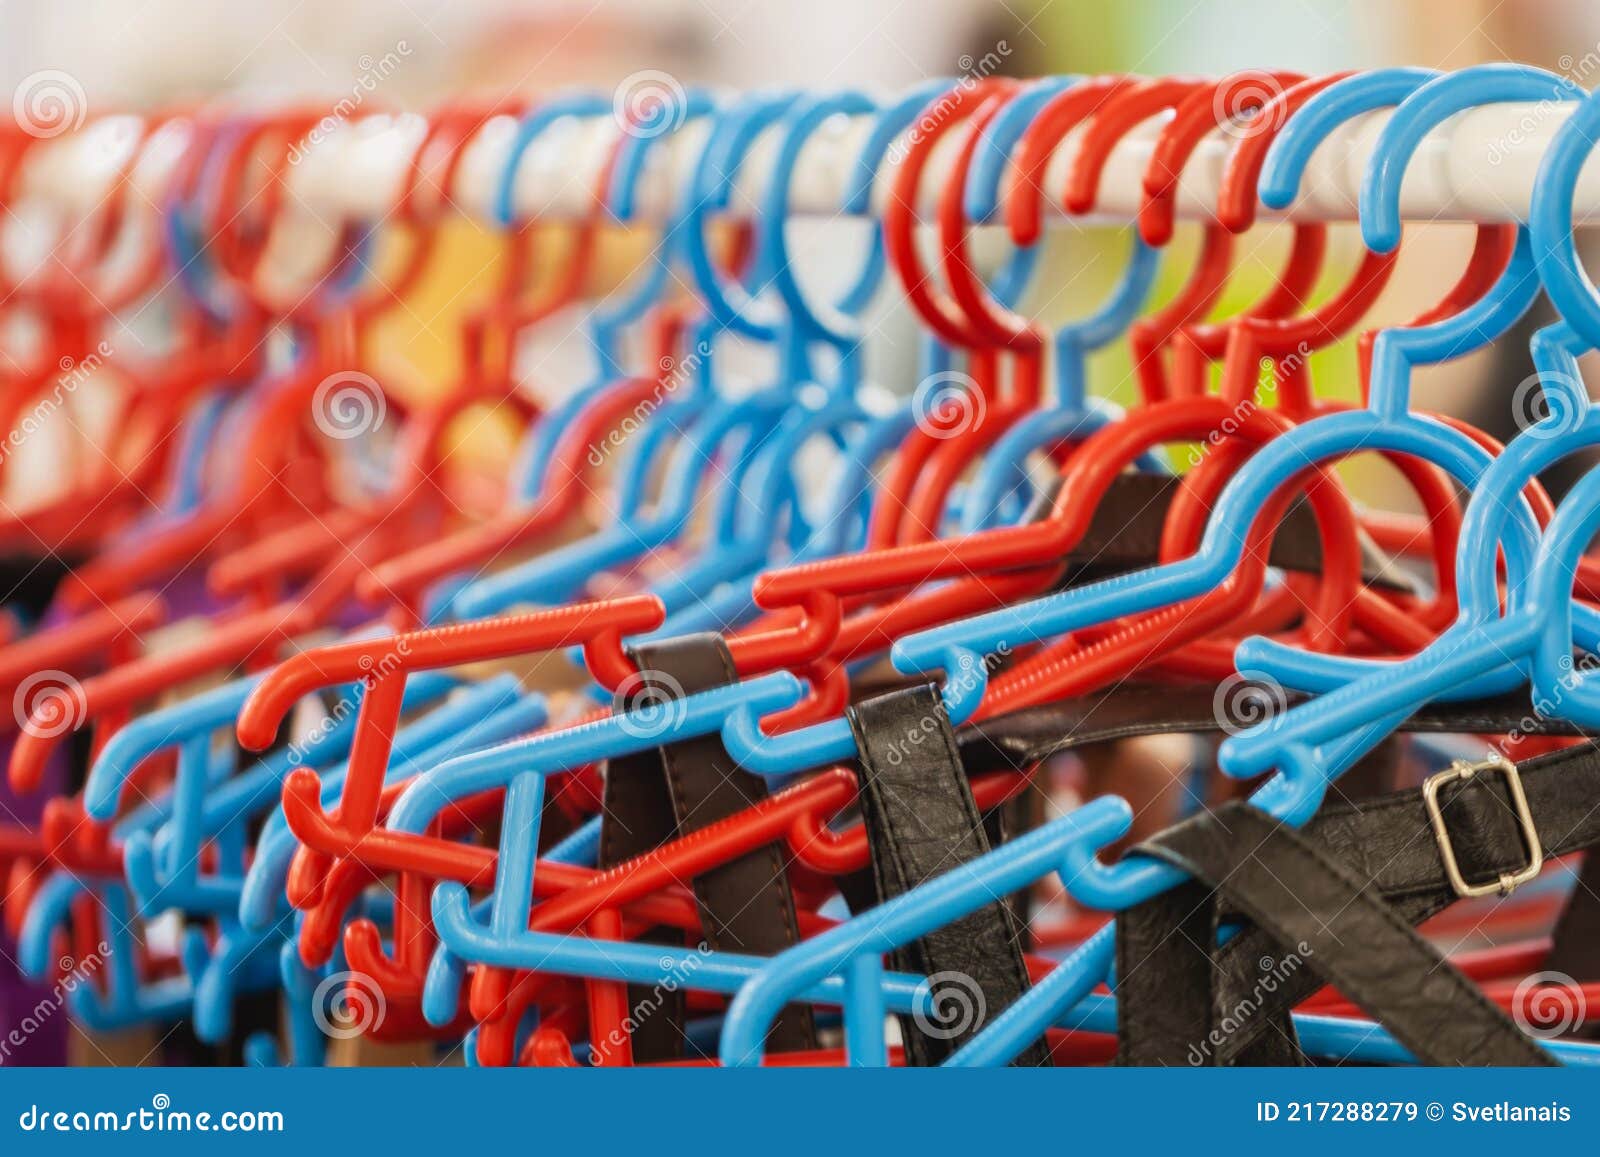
[1532,82,1600,347]
[755,89,883,348]
[1361,62,1586,253]
[492,92,612,228]
[680,90,802,340]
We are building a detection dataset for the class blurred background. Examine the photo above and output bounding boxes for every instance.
[1,0,1597,502]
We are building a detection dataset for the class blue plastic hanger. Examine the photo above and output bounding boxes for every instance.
[411,94,720,623]
[356,70,1563,892]
[622,90,891,625]
[757,65,1577,1068]
[1225,75,1600,773]
[646,81,960,638]
[45,671,536,1045]
[381,733,1592,1066]
[601,65,1578,1068]
[235,678,546,932]
[84,670,487,913]
[447,93,808,621]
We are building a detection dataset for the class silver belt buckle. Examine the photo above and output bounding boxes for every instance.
[1421,753,1544,899]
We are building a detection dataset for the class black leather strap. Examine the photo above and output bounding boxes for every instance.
[599,633,814,1059]
[1115,740,1600,1066]
[1548,850,1600,987]
[954,691,1600,1065]
[847,685,1051,1066]
[1125,800,1554,1066]
[598,684,687,1062]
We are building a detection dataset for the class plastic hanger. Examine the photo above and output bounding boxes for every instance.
[802,64,1584,1068]
[1224,71,1600,772]
[0,114,191,551]
[865,76,1033,550]
[611,90,890,628]
[875,66,1569,742]
[365,93,749,622]
[949,77,1163,534]
[789,73,1344,685]
[425,72,1561,1062]
[715,801,1600,1065]
[716,74,1452,771]
[644,83,952,639]
[633,82,1354,736]
[445,92,815,621]
[47,108,394,615]
[201,105,551,611]
[978,72,1525,703]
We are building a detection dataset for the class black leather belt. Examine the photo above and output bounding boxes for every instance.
[599,632,814,1059]
[955,687,1597,1066]
[847,685,1051,1067]
[1114,737,1600,1067]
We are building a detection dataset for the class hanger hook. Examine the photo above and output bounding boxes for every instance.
[492,92,611,228]
[680,90,802,340]
[1529,82,1600,346]
[1141,69,1307,244]
[607,87,718,221]
[940,77,1080,351]
[1363,63,1585,253]
[1259,67,1439,211]
[758,89,882,348]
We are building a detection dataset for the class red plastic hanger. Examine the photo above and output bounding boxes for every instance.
[5,110,436,793]
[47,109,380,614]
[0,114,190,552]
[975,83,1542,710]
[867,76,1031,550]
[711,74,1359,694]
[1057,73,1326,402]
[203,104,548,611]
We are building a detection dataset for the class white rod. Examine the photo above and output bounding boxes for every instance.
[16,100,1600,231]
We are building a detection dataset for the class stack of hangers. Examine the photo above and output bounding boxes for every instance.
[3,66,1600,1067]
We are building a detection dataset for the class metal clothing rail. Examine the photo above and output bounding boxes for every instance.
[19,95,1600,238]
